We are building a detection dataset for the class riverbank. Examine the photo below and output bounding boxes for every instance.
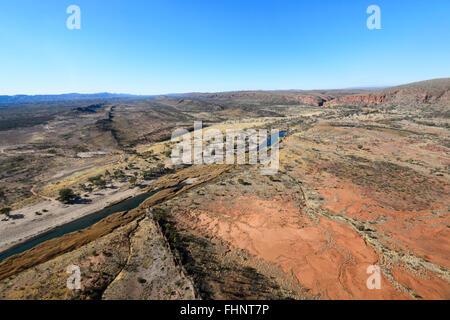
[0,182,146,254]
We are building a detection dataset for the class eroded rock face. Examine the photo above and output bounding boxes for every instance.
[102,216,197,300]
[324,94,393,106]
[324,79,450,106]
[0,216,197,300]
[0,221,134,300]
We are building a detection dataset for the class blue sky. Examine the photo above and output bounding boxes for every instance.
[0,0,449,95]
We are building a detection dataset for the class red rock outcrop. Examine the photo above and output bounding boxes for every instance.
[324,93,395,106]
[324,78,450,106]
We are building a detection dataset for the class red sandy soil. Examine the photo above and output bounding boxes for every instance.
[173,195,411,299]
[317,174,449,269]
[391,263,449,299]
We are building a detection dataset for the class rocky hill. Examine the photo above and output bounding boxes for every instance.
[174,78,450,107]
[324,78,450,106]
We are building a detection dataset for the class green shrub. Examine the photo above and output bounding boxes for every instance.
[0,207,12,217]
[56,188,77,203]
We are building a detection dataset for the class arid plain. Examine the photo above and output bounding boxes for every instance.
[0,79,448,299]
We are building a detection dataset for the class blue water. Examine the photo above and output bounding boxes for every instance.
[257,130,288,151]
[0,192,153,263]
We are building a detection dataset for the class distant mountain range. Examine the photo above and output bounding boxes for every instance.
[0,93,139,104]
[1,78,449,106]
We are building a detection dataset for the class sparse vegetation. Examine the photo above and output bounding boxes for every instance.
[0,207,12,217]
[129,176,137,186]
[56,188,78,203]
[113,169,125,179]
[237,178,251,185]
[79,183,93,193]
[142,163,170,180]
[87,175,107,189]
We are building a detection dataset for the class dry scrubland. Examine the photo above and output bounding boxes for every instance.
[0,79,448,299]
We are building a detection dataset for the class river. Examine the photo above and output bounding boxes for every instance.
[0,192,153,263]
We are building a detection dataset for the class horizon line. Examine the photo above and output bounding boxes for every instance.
[0,85,392,97]
[1,77,448,97]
